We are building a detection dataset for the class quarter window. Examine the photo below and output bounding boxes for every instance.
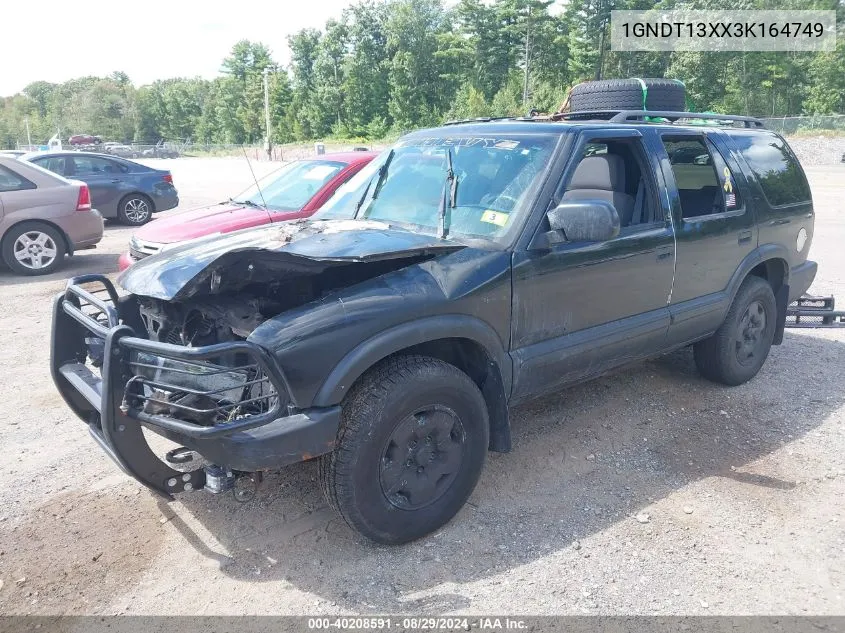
[732,132,811,206]
[0,165,35,192]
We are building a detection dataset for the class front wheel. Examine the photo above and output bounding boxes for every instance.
[117,194,153,226]
[694,276,777,386]
[320,355,489,544]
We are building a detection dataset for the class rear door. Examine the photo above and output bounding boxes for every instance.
[69,156,126,216]
[509,127,675,401]
[653,131,756,345]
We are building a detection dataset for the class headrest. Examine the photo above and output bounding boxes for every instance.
[568,154,626,192]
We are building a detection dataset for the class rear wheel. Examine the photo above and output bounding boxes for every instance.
[117,194,153,225]
[319,355,489,544]
[694,276,777,386]
[1,222,66,276]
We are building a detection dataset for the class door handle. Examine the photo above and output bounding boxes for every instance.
[738,230,752,244]
[110,179,121,183]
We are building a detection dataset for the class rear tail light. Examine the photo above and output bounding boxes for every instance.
[76,185,91,211]
[162,174,173,184]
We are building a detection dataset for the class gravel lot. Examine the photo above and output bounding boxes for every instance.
[0,156,842,616]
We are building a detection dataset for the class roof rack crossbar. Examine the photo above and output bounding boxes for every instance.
[609,110,764,128]
[553,110,764,128]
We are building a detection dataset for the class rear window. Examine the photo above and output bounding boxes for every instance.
[732,132,810,206]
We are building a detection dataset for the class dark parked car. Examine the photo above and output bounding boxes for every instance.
[22,152,178,225]
[50,110,816,544]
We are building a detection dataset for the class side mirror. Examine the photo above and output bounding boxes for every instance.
[547,200,621,243]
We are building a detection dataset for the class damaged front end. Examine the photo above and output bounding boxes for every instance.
[50,221,465,498]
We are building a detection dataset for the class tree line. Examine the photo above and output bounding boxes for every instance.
[2,0,844,149]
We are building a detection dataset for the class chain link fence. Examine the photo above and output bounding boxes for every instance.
[13,139,388,162]
[760,115,845,135]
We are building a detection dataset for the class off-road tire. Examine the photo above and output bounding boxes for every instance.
[319,355,489,544]
[1,221,66,276]
[117,194,154,226]
[569,78,686,112]
[694,276,777,386]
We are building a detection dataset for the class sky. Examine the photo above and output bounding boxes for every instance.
[1,0,355,96]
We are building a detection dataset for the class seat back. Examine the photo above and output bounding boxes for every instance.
[563,154,635,226]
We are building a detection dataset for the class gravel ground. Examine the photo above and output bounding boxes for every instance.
[783,135,845,167]
[0,157,842,616]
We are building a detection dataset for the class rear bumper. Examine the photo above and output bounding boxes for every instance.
[50,276,340,497]
[789,260,817,302]
[151,189,178,213]
[55,209,104,253]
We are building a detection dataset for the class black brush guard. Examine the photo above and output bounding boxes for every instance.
[50,275,341,498]
[786,295,845,328]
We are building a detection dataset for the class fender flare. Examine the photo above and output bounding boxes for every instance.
[312,314,512,408]
[725,243,790,305]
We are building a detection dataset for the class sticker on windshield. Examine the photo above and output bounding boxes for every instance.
[303,165,338,180]
[493,140,519,150]
[481,210,509,226]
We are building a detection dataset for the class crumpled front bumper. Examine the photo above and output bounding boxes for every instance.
[50,275,340,498]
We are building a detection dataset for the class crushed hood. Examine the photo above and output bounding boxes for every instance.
[118,219,467,300]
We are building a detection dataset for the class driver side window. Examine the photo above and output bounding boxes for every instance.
[562,137,659,230]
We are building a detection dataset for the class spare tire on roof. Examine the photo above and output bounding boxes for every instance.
[568,78,686,113]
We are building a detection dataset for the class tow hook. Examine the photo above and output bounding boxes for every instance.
[165,447,195,464]
[203,464,262,502]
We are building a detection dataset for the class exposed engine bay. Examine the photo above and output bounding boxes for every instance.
[125,256,433,428]
[135,255,429,345]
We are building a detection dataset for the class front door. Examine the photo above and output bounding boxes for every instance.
[510,128,676,402]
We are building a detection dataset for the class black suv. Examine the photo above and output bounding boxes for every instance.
[51,110,816,544]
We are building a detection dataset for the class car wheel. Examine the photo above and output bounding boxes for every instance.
[694,276,777,386]
[1,222,66,276]
[319,355,489,544]
[117,194,153,226]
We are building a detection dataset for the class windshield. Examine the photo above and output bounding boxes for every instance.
[316,134,556,242]
[235,159,345,211]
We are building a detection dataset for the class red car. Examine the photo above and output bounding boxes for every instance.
[118,152,376,270]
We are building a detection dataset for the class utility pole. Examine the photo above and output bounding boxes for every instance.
[263,67,272,161]
[522,4,531,107]
[24,116,32,148]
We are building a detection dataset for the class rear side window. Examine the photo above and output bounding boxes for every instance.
[661,136,741,219]
[732,132,810,206]
[0,165,35,192]
[72,156,126,175]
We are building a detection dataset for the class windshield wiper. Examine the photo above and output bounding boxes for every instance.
[437,147,457,239]
[353,149,394,219]
[229,197,263,209]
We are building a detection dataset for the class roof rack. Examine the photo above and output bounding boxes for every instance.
[443,115,523,126]
[555,110,764,128]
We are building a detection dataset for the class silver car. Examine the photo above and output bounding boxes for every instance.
[0,156,104,275]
